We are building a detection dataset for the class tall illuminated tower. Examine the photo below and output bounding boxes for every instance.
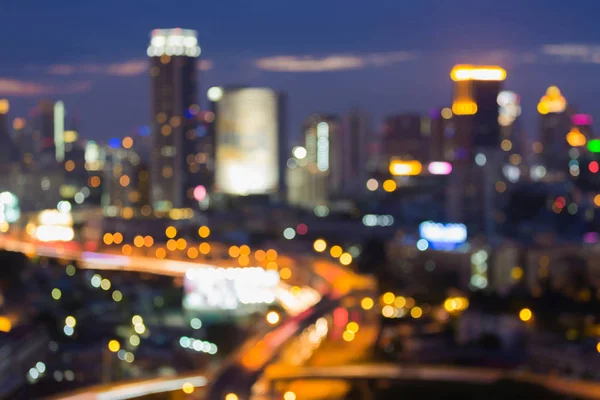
[303,114,341,205]
[38,100,56,161]
[147,28,201,212]
[536,86,570,172]
[448,65,506,239]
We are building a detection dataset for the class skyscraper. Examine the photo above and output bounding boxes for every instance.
[304,114,342,196]
[37,100,56,163]
[0,99,15,165]
[342,109,370,193]
[381,113,429,162]
[210,86,285,196]
[537,86,570,172]
[447,65,506,238]
[147,28,202,212]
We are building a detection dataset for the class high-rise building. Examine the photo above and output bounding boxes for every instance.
[210,86,285,196]
[37,100,56,163]
[537,86,570,172]
[447,65,506,238]
[380,113,429,162]
[0,99,16,165]
[342,109,370,193]
[304,114,342,198]
[429,107,454,162]
[147,28,202,212]
[450,65,506,160]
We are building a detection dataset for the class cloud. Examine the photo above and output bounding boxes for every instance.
[40,58,213,77]
[0,78,92,96]
[255,51,416,72]
[542,44,600,64]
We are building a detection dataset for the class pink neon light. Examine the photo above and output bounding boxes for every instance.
[428,162,453,175]
[572,114,593,126]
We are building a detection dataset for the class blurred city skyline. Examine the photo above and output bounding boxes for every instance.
[3,0,600,142]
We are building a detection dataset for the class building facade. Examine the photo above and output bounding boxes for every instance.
[147,28,202,212]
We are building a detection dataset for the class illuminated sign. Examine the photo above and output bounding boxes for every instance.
[566,127,586,147]
[0,192,20,223]
[419,221,467,250]
[183,267,279,313]
[450,65,507,81]
[452,100,478,115]
[428,162,452,175]
[389,160,422,176]
[537,86,567,114]
[588,139,600,153]
[572,114,593,126]
[215,88,280,195]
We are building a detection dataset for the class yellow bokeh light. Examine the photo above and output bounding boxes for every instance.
[266,311,280,325]
[122,136,133,149]
[155,248,167,259]
[519,308,533,322]
[266,249,278,261]
[411,306,423,319]
[144,235,154,247]
[511,266,524,281]
[382,305,395,318]
[342,330,355,342]
[441,108,453,119]
[450,65,507,81]
[313,239,327,252]
[0,99,9,114]
[65,316,76,327]
[187,247,198,259]
[229,246,240,258]
[394,296,406,308]
[199,242,211,255]
[444,298,456,312]
[382,179,397,192]
[339,252,353,266]
[346,322,359,333]
[225,394,238,400]
[361,297,374,310]
[122,244,133,256]
[240,245,251,256]
[500,139,512,151]
[198,225,210,238]
[165,226,177,238]
[113,232,123,245]
[389,160,422,176]
[120,175,130,187]
[103,233,114,245]
[254,249,266,261]
[566,127,586,147]
[166,239,177,251]
[280,267,292,280]
[133,235,145,248]
[0,317,12,332]
[283,391,296,400]
[238,255,250,266]
[65,160,75,172]
[537,86,567,115]
[176,238,187,250]
[330,245,343,258]
[182,382,195,394]
[382,292,395,304]
[452,100,478,115]
[108,340,120,352]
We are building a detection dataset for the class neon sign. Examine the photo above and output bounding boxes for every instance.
[419,221,467,250]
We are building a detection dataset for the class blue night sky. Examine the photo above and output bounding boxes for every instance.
[2,0,600,146]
